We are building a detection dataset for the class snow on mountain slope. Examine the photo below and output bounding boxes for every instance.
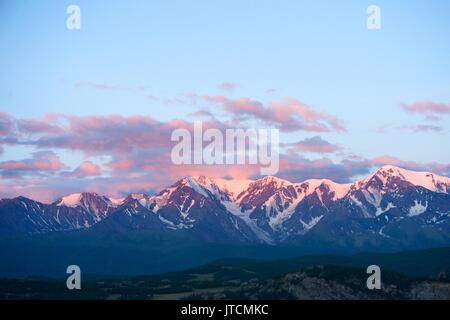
[54,192,119,221]
[407,200,428,217]
[56,193,83,207]
[362,165,450,193]
[205,177,254,200]
[110,177,262,243]
[1,165,449,244]
[230,176,353,238]
[0,192,120,235]
[109,197,125,206]
[238,176,294,210]
[301,179,352,200]
[146,167,450,241]
[343,165,450,221]
[183,176,273,243]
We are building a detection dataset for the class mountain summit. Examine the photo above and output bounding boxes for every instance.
[1,166,449,249]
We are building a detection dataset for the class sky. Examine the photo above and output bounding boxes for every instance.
[0,0,450,202]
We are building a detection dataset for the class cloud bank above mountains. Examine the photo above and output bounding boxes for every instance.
[1,93,449,203]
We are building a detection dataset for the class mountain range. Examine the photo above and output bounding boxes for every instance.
[1,165,450,250]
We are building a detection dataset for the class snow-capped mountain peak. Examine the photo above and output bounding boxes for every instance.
[1,165,449,246]
[258,175,291,186]
[55,192,84,208]
[55,192,120,209]
[109,197,125,206]
[367,165,450,193]
[301,179,352,200]
[207,178,254,199]
[54,192,121,222]
[188,176,254,201]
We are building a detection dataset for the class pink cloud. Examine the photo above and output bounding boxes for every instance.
[202,96,346,132]
[376,124,444,134]
[372,155,421,169]
[21,114,191,154]
[402,101,450,117]
[74,81,119,90]
[217,82,240,92]
[1,152,449,203]
[188,109,215,119]
[0,151,64,174]
[0,114,233,166]
[17,117,64,135]
[0,111,449,201]
[0,112,14,136]
[204,95,263,116]
[71,161,101,177]
[371,155,450,175]
[398,124,443,133]
[283,136,341,153]
[146,95,158,101]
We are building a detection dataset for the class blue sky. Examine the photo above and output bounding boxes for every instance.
[0,0,449,201]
